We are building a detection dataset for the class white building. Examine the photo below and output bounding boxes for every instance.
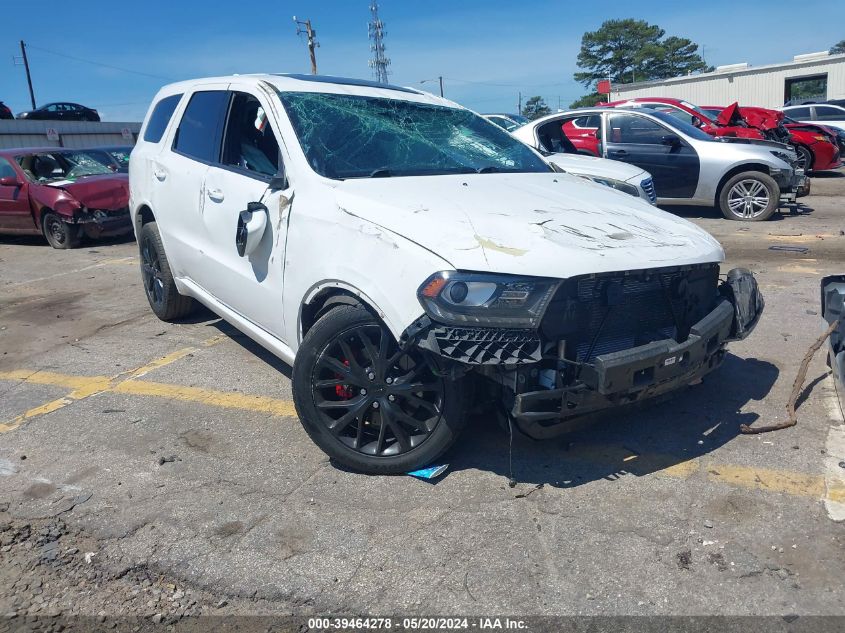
[609,51,845,108]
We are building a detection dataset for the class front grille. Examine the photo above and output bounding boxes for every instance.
[541,265,719,363]
[640,177,657,203]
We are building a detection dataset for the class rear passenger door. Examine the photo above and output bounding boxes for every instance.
[195,90,291,339]
[152,86,230,278]
[0,158,33,231]
[603,112,699,199]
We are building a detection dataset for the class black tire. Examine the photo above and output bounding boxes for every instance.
[42,212,81,249]
[292,305,467,474]
[795,145,813,172]
[138,221,195,321]
[718,171,780,221]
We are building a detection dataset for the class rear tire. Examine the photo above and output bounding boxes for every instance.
[292,305,467,474]
[138,221,195,321]
[718,171,779,221]
[42,212,81,249]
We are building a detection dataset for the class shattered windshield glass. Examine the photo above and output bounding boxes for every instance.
[18,150,114,183]
[278,91,550,179]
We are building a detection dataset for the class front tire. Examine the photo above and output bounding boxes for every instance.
[42,212,81,249]
[292,305,466,474]
[794,145,813,172]
[138,221,195,321]
[718,171,780,221]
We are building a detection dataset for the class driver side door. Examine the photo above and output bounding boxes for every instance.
[602,112,700,199]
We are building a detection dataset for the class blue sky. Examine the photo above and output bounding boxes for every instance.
[2,1,843,120]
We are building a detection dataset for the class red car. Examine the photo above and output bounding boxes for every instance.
[0,148,132,248]
[702,105,842,172]
[0,102,13,120]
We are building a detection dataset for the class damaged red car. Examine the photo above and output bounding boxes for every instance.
[0,148,132,248]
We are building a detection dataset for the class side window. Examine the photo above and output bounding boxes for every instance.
[815,106,843,120]
[173,91,229,162]
[143,94,183,143]
[220,92,281,177]
[46,104,58,112]
[608,113,669,144]
[572,115,600,129]
[786,106,811,119]
[0,158,16,180]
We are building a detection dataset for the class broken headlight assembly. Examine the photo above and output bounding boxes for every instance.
[417,271,559,328]
[577,175,640,198]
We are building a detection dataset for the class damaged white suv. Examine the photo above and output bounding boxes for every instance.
[130,74,763,474]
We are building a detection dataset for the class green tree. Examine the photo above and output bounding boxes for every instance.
[832,40,845,54]
[569,92,604,108]
[522,96,551,120]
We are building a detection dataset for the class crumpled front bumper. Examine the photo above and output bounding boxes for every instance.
[511,268,764,424]
[72,208,133,238]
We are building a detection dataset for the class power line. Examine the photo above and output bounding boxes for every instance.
[25,44,174,81]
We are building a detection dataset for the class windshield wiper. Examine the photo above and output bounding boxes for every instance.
[476,166,505,174]
[369,168,392,178]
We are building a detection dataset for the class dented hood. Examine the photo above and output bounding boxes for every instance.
[42,174,129,210]
[334,173,724,278]
[716,102,783,131]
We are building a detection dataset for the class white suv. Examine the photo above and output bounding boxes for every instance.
[130,74,763,474]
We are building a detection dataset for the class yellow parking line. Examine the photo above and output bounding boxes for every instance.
[705,463,825,498]
[0,335,225,432]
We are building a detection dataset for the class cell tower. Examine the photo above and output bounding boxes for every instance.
[368,1,390,84]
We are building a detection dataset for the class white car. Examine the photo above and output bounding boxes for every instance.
[542,151,656,204]
[781,104,845,132]
[130,74,763,474]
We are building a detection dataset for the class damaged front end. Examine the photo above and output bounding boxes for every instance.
[410,265,763,438]
[822,276,845,407]
[70,206,133,238]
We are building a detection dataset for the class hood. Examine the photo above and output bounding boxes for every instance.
[544,153,647,183]
[716,136,794,152]
[717,102,783,131]
[333,173,723,279]
[44,174,129,210]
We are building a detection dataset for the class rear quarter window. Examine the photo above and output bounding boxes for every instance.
[143,94,183,143]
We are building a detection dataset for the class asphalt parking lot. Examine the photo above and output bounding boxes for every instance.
[1,175,845,623]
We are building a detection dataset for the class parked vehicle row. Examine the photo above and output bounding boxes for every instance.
[512,107,806,221]
[0,146,132,248]
[124,73,764,474]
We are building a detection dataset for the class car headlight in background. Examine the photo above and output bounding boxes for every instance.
[417,271,559,328]
[575,174,640,198]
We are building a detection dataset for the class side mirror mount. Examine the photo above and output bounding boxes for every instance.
[235,201,268,257]
[661,134,682,147]
[268,165,288,191]
[0,176,21,187]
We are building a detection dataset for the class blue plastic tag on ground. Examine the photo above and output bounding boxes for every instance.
[407,464,449,480]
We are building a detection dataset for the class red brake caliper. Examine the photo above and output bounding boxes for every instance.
[335,359,354,399]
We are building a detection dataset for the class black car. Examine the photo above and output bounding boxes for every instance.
[89,145,132,173]
[0,102,12,120]
[17,102,100,122]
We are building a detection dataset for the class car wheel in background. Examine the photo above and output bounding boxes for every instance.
[794,145,813,172]
[42,212,81,249]
[293,305,467,474]
[138,221,196,321]
[718,172,780,221]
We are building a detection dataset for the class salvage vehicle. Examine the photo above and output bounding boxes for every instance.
[781,104,845,132]
[513,107,805,221]
[483,113,529,132]
[703,105,842,172]
[0,148,131,248]
[0,101,12,120]
[89,145,132,173]
[533,130,656,204]
[130,74,763,474]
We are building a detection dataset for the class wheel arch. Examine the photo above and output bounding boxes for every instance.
[134,204,156,233]
[299,282,395,345]
[714,163,773,205]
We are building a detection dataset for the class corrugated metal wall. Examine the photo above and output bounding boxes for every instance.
[0,121,141,150]
[610,55,845,108]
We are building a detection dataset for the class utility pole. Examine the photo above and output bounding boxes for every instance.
[293,17,319,75]
[368,1,391,84]
[19,40,36,109]
[439,76,444,98]
[518,91,522,116]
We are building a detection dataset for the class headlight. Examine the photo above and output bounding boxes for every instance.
[770,150,795,164]
[417,271,559,328]
[577,174,640,198]
[813,135,828,142]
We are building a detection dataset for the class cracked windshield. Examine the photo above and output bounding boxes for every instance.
[279,91,550,179]
[18,150,114,182]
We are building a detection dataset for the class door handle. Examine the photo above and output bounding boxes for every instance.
[207,188,224,202]
[609,149,628,156]
[154,169,167,181]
